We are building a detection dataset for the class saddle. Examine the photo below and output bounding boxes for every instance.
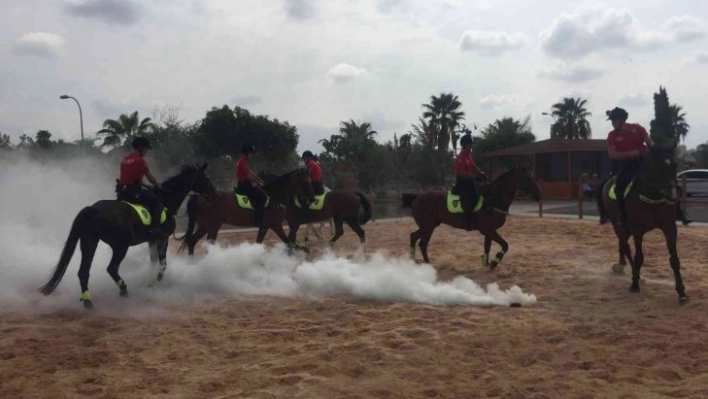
[233,192,270,210]
[607,177,635,201]
[294,189,329,211]
[121,202,168,226]
[446,192,484,214]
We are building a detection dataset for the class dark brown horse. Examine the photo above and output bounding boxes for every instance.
[285,190,373,252]
[596,146,688,303]
[401,166,540,268]
[176,169,314,255]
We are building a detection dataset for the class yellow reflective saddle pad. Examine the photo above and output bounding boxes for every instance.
[121,202,167,226]
[447,192,484,214]
[608,180,634,200]
[235,193,270,210]
[294,191,328,211]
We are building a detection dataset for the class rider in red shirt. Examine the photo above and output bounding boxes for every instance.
[235,144,267,227]
[302,151,324,195]
[117,137,163,234]
[454,134,485,230]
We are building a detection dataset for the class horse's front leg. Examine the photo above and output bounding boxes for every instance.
[662,224,688,303]
[482,234,492,268]
[630,233,645,293]
[149,239,169,287]
[486,231,509,271]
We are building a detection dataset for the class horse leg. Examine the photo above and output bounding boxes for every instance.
[409,229,422,260]
[328,218,345,248]
[662,224,688,302]
[344,218,367,254]
[419,228,435,264]
[256,225,268,243]
[630,233,645,293]
[188,225,209,256]
[77,236,99,309]
[106,245,129,297]
[482,235,492,268]
[149,238,169,286]
[487,231,509,271]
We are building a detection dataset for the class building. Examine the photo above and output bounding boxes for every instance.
[482,138,610,199]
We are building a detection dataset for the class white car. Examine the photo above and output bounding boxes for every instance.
[677,169,708,197]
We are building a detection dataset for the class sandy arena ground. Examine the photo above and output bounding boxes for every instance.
[2,215,708,398]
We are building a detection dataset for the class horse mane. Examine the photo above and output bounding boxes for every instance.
[160,164,200,189]
[263,169,302,190]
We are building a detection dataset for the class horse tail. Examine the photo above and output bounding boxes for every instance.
[401,193,418,209]
[39,206,95,296]
[356,192,372,225]
[176,194,199,254]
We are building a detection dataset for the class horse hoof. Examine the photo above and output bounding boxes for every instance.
[119,290,129,298]
[629,285,640,293]
[489,262,498,271]
[611,264,625,275]
[82,300,94,310]
[679,295,690,304]
[510,303,522,308]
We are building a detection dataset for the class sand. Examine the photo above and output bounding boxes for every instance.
[2,215,708,399]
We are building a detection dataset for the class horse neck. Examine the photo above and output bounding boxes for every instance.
[263,176,294,205]
[159,173,194,214]
[488,172,518,210]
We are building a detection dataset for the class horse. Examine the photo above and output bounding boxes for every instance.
[39,164,217,309]
[176,169,315,255]
[596,146,688,303]
[284,189,373,252]
[401,166,540,267]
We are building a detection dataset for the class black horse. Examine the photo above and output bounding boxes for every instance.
[596,146,688,302]
[39,163,217,309]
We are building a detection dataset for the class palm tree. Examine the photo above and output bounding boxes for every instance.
[549,97,592,140]
[96,111,154,149]
[669,104,690,142]
[422,93,465,152]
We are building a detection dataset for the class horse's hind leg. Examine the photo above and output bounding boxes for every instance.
[409,229,422,260]
[328,218,345,248]
[77,236,99,309]
[419,228,435,264]
[106,245,129,297]
[344,218,366,253]
[663,224,688,302]
[487,231,509,270]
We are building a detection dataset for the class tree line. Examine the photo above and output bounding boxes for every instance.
[0,86,698,195]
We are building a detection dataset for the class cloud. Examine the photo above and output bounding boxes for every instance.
[231,95,262,107]
[326,63,368,83]
[460,31,528,55]
[663,15,706,42]
[284,0,316,20]
[538,62,605,83]
[64,0,141,25]
[540,7,668,60]
[617,93,650,107]
[377,0,404,13]
[11,32,66,58]
[697,52,708,64]
[479,95,528,110]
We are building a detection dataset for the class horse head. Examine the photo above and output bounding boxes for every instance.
[290,168,316,205]
[640,146,677,199]
[177,163,217,200]
[263,169,315,205]
[513,165,541,201]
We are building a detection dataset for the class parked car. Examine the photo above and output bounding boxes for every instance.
[677,169,708,197]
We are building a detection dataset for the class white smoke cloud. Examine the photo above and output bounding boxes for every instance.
[0,154,536,314]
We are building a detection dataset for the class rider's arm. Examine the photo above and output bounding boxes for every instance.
[608,145,640,160]
[248,169,264,186]
[145,167,160,188]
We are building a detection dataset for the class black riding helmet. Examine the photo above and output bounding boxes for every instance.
[459,134,473,148]
[606,107,629,121]
[302,150,314,159]
[132,136,152,150]
[241,143,256,154]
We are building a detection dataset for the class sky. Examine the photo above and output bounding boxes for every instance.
[2,0,708,153]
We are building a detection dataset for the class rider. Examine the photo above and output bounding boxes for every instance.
[302,150,324,195]
[236,143,266,227]
[118,137,164,235]
[454,134,485,230]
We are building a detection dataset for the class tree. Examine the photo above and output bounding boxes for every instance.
[96,111,154,149]
[0,133,11,149]
[474,117,536,158]
[387,132,412,195]
[649,86,682,149]
[421,92,465,152]
[35,130,53,149]
[550,97,592,139]
[670,104,689,143]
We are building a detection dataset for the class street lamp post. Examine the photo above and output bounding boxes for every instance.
[60,95,84,141]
